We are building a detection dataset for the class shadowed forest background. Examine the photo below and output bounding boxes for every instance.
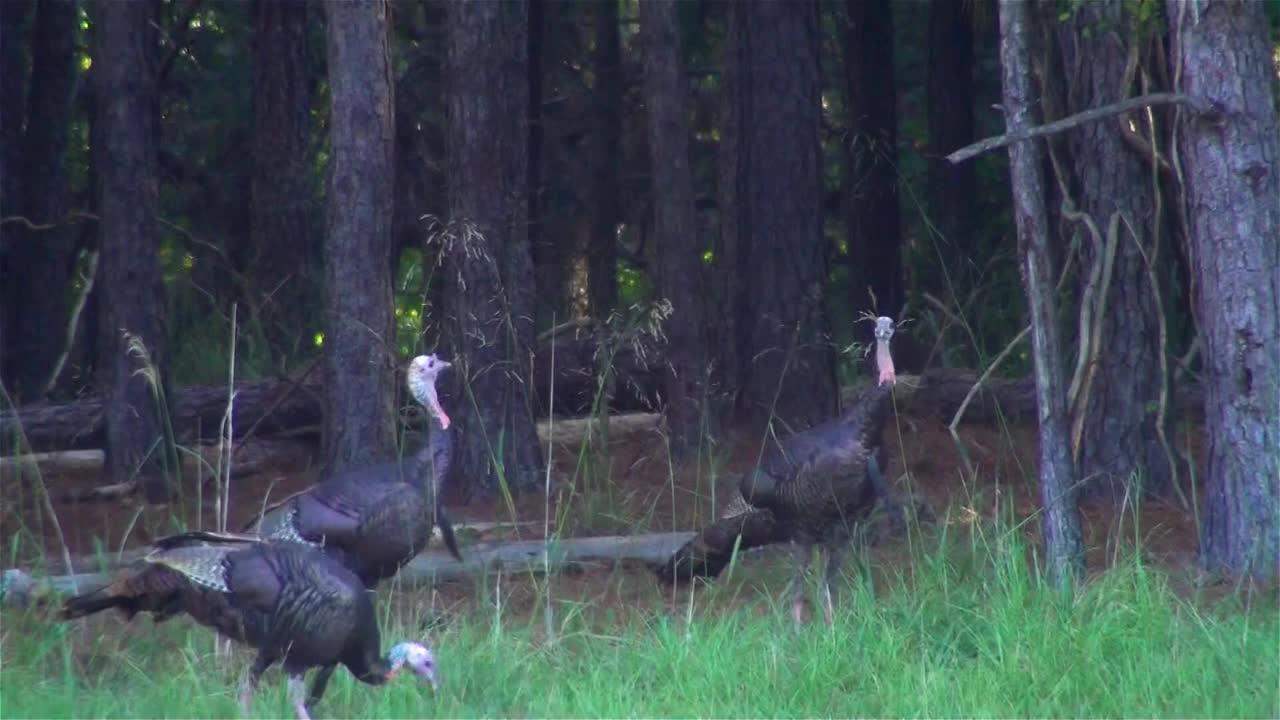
[1,0,1279,700]
[1,0,1279,716]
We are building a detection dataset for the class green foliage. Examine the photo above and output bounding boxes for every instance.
[4,533,1275,718]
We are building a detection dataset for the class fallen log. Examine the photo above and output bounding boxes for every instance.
[0,437,316,488]
[840,368,1205,425]
[0,531,699,607]
[1,337,663,454]
[2,415,662,489]
[3,361,1204,456]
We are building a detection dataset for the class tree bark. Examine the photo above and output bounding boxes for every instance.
[94,0,172,501]
[444,0,544,496]
[0,0,33,395]
[843,0,903,320]
[587,0,621,319]
[4,0,78,403]
[718,0,837,429]
[640,0,709,456]
[249,0,316,361]
[322,0,398,473]
[1056,3,1173,499]
[1168,0,1280,582]
[998,0,1084,588]
[925,0,977,300]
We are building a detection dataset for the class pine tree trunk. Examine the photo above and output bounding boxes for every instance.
[998,0,1084,588]
[0,0,33,396]
[718,0,837,429]
[1056,3,1173,499]
[94,0,172,501]
[249,0,316,362]
[843,0,903,320]
[925,0,977,300]
[444,0,545,496]
[4,0,78,403]
[587,0,621,320]
[1168,0,1280,581]
[321,0,398,473]
[640,0,709,456]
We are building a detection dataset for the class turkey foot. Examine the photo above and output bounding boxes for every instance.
[288,673,312,720]
[239,654,270,716]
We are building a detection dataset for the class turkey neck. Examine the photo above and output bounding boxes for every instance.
[839,337,895,447]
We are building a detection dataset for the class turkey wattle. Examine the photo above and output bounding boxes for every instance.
[245,354,462,587]
[60,531,438,720]
[658,317,903,625]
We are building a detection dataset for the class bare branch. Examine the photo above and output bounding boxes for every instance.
[947,92,1204,164]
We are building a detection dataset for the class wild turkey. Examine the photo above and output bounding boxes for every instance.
[245,354,462,587]
[61,531,438,720]
[658,316,903,625]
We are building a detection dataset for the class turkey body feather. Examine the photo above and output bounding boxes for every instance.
[658,318,903,625]
[60,531,437,720]
[246,355,462,587]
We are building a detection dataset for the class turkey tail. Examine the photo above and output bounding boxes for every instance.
[152,530,263,550]
[60,584,132,620]
[60,568,183,622]
[657,497,781,585]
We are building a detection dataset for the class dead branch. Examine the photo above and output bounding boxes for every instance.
[947,92,1203,164]
[1,531,699,606]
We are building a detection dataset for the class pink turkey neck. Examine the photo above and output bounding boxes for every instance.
[876,337,896,386]
[411,373,451,430]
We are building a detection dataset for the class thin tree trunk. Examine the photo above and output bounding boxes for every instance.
[998,0,1084,588]
[445,0,544,496]
[94,0,172,501]
[640,0,709,457]
[5,0,78,403]
[249,0,316,363]
[925,0,977,301]
[1167,0,1280,582]
[0,0,33,395]
[587,0,621,319]
[843,0,903,320]
[527,0,561,330]
[322,0,398,472]
[719,0,837,429]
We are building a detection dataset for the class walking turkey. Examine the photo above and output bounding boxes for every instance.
[60,531,439,720]
[657,316,903,625]
[245,354,462,588]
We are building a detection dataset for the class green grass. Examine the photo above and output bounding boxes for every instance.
[3,529,1276,718]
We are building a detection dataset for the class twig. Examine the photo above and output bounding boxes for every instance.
[219,305,238,532]
[946,324,1031,478]
[947,92,1204,164]
[42,249,100,395]
[0,210,99,230]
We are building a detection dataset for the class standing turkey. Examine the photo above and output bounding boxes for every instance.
[657,316,903,625]
[61,531,438,720]
[245,354,462,588]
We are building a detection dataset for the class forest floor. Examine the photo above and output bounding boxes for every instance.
[3,410,1278,717]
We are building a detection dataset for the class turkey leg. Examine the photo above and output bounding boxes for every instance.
[786,541,813,625]
[821,536,852,626]
[307,664,336,708]
[238,654,274,716]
